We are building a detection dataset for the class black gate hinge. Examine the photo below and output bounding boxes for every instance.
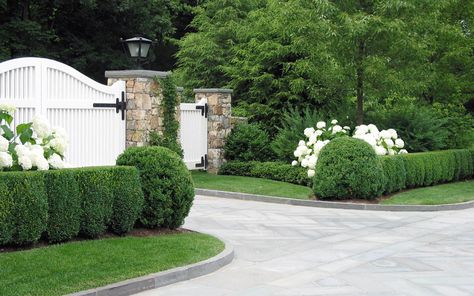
[195,154,208,169]
[196,103,208,118]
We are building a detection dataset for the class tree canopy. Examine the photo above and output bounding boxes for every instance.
[176,0,474,123]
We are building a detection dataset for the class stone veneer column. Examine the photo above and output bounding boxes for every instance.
[105,70,179,147]
[194,88,233,173]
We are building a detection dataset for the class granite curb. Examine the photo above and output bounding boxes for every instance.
[195,188,474,212]
[68,238,234,296]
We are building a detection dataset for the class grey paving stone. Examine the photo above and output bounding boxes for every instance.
[133,195,474,296]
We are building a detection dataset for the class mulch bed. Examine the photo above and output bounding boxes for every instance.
[0,227,192,254]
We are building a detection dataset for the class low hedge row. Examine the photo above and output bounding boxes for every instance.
[0,166,144,246]
[381,149,474,195]
[219,148,474,200]
[219,161,312,187]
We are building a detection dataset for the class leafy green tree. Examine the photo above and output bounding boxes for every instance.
[177,0,474,125]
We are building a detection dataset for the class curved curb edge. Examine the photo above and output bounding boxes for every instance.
[196,188,474,212]
[68,238,234,296]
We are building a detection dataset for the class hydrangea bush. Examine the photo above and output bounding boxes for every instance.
[0,104,68,171]
[292,119,408,177]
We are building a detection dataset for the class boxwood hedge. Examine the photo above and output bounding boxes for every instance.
[219,148,474,200]
[219,161,311,187]
[0,166,144,246]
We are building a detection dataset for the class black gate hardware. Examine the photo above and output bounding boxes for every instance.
[195,154,208,169]
[196,103,208,118]
[93,91,127,120]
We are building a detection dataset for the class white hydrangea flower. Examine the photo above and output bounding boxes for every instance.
[307,169,315,178]
[308,133,317,145]
[32,115,51,138]
[294,149,302,158]
[301,158,309,168]
[331,119,338,125]
[48,153,65,169]
[298,140,306,146]
[355,124,368,135]
[0,103,16,116]
[388,128,398,139]
[304,127,315,138]
[387,148,396,156]
[0,152,13,168]
[52,126,68,140]
[307,155,317,169]
[343,126,350,130]
[395,138,404,148]
[291,160,298,166]
[15,144,29,158]
[18,155,32,170]
[36,157,49,170]
[0,136,9,152]
[49,137,67,155]
[332,125,342,134]
[399,149,408,154]
[380,130,391,139]
[384,138,395,148]
[316,121,326,129]
[375,146,387,156]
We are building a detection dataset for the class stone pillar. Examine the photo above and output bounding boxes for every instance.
[105,70,178,147]
[194,88,233,173]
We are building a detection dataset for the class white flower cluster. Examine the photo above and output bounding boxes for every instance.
[352,124,407,156]
[292,120,408,178]
[292,119,350,178]
[0,104,69,171]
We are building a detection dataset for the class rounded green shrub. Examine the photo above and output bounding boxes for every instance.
[116,146,194,229]
[313,137,384,200]
[109,166,144,234]
[44,170,81,243]
[75,168,113,238]
[0,171,48,245]
[224,123,274,161]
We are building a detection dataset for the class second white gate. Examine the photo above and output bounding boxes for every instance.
[180,98,208,170]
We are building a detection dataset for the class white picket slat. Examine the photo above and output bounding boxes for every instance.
[180,98,208,170]
[0,57,126,167]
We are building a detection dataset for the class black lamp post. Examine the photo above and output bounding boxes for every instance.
[121,37,153,69]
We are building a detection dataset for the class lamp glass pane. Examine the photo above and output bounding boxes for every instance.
[140,43,151,58]
[127,42,140,58]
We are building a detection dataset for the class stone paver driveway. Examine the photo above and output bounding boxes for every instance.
[136,195,474,296]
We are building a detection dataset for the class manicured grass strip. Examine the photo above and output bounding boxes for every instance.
[192,171,312,199]
[382,180,474,205]
[0,233,224,296]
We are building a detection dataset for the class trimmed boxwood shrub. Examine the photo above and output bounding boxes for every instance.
[219,161,311,186]
[224,123,274,161]
[313,137,385,200]
[44,170,81,243]
[0,172,48,245]
[109,166,144,234]
[75,168,114,238]
[116,146,194,229]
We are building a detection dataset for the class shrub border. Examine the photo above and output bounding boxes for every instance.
[195,188,474,212]
[68,236,233,296]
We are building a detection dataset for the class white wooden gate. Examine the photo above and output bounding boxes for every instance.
[0,57,126,167]
[180,98,208,170]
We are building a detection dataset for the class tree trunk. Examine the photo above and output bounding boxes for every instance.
[356,40,365,125]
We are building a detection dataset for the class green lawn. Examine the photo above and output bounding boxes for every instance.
[192,171,312,199]
[382,180,474,205]
[0,233,224,296]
